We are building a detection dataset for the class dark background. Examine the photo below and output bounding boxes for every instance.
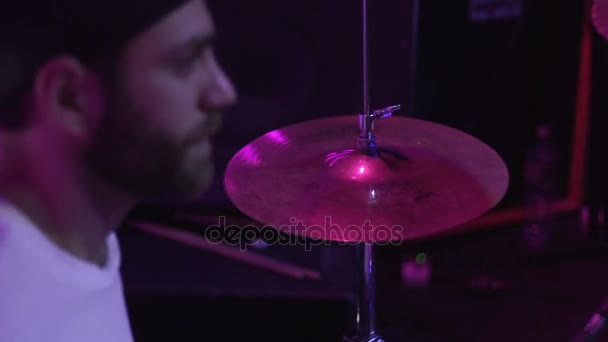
[119,0,608,340]
[198,0,583,212]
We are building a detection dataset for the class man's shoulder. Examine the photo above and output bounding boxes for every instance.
[0,230,133,342]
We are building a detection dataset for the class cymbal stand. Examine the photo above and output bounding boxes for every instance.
[346,0,400,341]
[357,0,400,157]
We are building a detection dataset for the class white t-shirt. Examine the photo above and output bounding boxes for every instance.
[0,199,134,342]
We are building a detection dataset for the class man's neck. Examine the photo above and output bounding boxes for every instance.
[0,176,135,267]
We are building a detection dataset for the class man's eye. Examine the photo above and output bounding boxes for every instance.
[175,55,198,73]
[174,49,210,75]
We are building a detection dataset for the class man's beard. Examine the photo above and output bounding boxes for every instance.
[84,92,215,203]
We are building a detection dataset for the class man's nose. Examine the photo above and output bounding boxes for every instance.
[199,63,238,111]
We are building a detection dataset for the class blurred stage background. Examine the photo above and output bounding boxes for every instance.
[118,0,608,340]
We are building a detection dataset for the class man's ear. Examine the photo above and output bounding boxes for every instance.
[32,56,104,138]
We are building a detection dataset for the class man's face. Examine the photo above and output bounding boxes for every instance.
[87,0,236,201]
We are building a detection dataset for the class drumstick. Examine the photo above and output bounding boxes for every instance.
[174,211,257,226]
[128,221,322,281]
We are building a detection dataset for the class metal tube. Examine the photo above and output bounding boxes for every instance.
[346,243,384,342]
[356,243,375,335]
[362,0,369,118]
[358,0,376,156]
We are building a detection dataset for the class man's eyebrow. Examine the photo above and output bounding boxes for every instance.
[168,32,216,57]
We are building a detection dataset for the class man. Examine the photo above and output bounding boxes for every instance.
[0,0,236,341]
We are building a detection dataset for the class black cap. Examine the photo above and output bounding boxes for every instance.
[0,0,189,102]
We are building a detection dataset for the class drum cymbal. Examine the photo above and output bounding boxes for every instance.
[224,115,509,243]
